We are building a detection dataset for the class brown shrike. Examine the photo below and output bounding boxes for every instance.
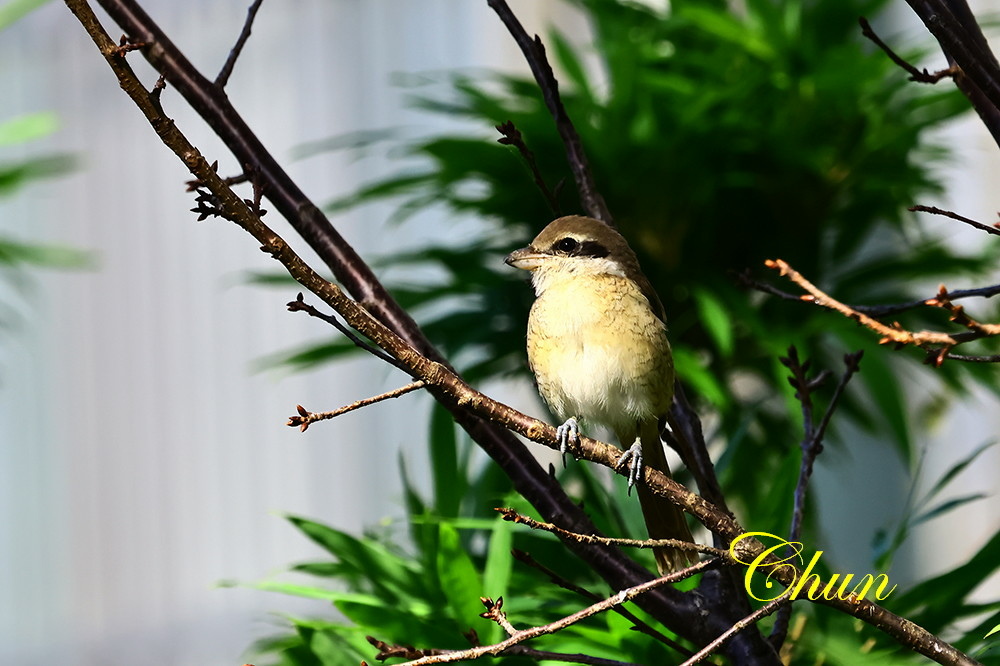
[505,215,695,573]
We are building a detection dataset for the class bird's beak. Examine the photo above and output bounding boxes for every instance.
[505,247,546,270]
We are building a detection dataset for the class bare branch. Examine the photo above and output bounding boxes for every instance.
[497,507,728,559]
[496,120,561,216]
[216,0,264,88]
[285,293,405,370]
[391,560,717,666]
[682,592,793,666]
[741,268,1000,317]
[859,17,959,83]
[770,349,862,648]
[287,381,426,432]
[510,549,694,657]
[909,204,1000,237]
[486,0,612,224]
[64,2,983,662]
[765,258,1000,365]
[904,0,1000,147]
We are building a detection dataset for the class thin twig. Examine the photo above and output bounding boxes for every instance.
[510,549,694,657]
[859,17,959,83]
[909,204,1000,237]
[392,560,718,666]
[65,2,984,662]
[496,120,561,215]
[287,381,426,432]
[905,0,1000,147]
[497,507,728,559]
[681,592,793,666]
[486,0,612,224]
[215,0,265,88]
[369,633,644,666]
[765,258,1000,366]
[740,269,1000,318]
[286,292,406,371]
[770,350,862,649]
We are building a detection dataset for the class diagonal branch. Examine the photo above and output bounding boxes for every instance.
[390,560,718,666]
[859,17,959,84]
[64,3,982,663]
[909,204,1000,237]
[765,258,1000,366]
[215,0,264,88]
[904,0,1000,146]
[682,591,793,666]
[486,0,612,224]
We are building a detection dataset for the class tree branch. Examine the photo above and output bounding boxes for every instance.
[287,381,426,432]
[63,2,981,663]
[486,0,612,224]
[388,560,718,666]
[909,204,1000,237]
[215,0,264,88]
[904,0,1000,147]
[765,258,1000,366]
[769,349,862,649]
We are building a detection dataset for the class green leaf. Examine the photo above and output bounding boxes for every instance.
[0,112,58,145]
[693,288,734,357]
[911,493,988,527]
[430,402,462,517]
[986,623,1000,639]
[924,440,995,502]
[435,522,485,631]
[0,0,49,32]
[0,237,93,268]
[285,515,426,602]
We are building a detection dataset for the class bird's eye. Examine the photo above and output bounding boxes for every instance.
[554,237,579,253]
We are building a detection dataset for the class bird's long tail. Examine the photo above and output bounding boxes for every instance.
[632,420,697,574]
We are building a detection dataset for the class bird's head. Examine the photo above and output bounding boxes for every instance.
[504,215,643,296]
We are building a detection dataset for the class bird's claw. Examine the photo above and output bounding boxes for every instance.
[556,417,580,466]
[615,440,644,496]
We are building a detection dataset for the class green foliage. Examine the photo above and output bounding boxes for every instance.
[249,407,685,665]
[251,0,1000,662]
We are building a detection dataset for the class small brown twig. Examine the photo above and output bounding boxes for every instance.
[497,507,728,560]
[496,120,561,215]
[486,0,612,224]
[510,549,694,657]
[859,17,959,83]
[681,591,794,666]
[389,559,718,666]
[216,0,265,88]
[739,269,1000,318]
[109,33,145,57]
[765,258,1000,366]
[287,381,426,431]
[909,204,1000,237]
[285,293,406,371]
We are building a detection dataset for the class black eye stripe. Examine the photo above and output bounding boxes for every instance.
[575,241,609,258]
[552,237,609,258]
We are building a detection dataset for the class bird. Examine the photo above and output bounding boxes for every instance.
[505,214,695,573]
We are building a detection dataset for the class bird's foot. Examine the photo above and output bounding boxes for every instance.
[556,417,580,466]
[615,439,644,496]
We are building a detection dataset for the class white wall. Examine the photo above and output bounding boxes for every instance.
[0,1,562,664]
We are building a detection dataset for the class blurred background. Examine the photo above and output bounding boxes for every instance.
[1,0,999,664]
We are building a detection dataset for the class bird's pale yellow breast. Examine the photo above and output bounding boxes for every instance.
[526,269,674,434]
